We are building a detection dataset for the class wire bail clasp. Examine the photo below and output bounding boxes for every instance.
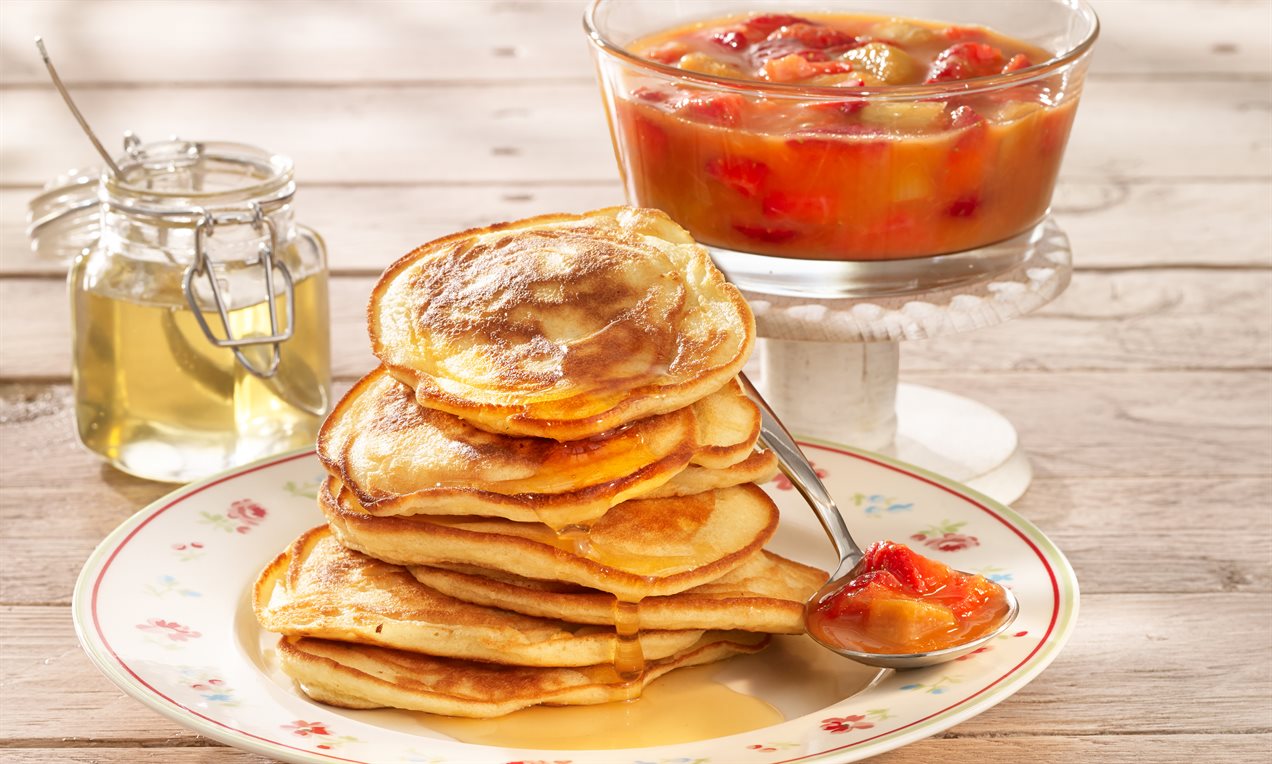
[181,202,295,379]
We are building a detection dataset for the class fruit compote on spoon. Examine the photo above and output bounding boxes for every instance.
[805,539,1014,658]
[738,374,1018,669]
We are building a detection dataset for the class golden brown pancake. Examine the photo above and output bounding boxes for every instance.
[317,369,762,528]
[320,478,779,600]
[647,448,779,499]
[255,527,705,667]
[410,550,826,633]
[369,207,755,440]
[276,631,768,718]
[688,378,762,469]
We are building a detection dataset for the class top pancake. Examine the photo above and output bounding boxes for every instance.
[317,368,763,528]
[369,207,755,440]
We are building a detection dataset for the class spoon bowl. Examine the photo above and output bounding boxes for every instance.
[805,576,1020,669]
[738,374,1019,670]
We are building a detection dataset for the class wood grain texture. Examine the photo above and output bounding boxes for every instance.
[3,80,1270,186]
[3,269,1270,378]
[1,0,1268,84]
[7,180,1272,277]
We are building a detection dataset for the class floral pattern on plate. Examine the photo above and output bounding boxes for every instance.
[74,447,1078,764]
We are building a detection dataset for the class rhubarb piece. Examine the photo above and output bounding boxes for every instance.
[840,42,921,85]
[865,598,959,645]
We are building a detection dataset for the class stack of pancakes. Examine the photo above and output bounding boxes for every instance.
[255,207,826,718]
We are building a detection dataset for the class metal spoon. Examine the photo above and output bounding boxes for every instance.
[738,374,1019,669]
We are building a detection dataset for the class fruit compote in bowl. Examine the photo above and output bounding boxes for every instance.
[585,0,1098,296]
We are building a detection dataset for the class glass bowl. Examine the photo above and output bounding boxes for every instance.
[585,0,1098,297]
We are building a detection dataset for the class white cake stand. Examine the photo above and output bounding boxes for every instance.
[725,218,1072,505]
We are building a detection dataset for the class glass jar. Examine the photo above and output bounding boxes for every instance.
[585,0,1098,297]
[58,139,331,483]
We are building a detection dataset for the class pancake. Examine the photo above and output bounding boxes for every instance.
[255,526,704,667]
[318,368,761,528]
[648,448,779,499]
[688,377,762,470]
[369,207,755,440]
[410,549,827,633]
[321,478,780,600]
[276,631,769,718]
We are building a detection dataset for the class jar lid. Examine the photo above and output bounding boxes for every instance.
[26,167,102,264]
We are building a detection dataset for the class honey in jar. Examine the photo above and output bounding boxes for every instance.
[58,140,331,483]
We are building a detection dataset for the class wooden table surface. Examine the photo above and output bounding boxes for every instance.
[2,1,1270,762]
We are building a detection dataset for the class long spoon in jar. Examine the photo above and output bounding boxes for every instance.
[738,373,1019,669]
[35,36,122,177]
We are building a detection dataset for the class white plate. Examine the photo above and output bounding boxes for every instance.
[73,439,1078,763]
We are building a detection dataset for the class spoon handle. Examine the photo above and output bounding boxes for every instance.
[738,374,864,573]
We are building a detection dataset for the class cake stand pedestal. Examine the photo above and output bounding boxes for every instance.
[732,218,1072,505]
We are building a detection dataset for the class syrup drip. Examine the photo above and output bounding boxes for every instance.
[612,597,646,699]
[551,523,652,698]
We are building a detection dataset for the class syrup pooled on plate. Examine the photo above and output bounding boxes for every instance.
[420,663,783,749]
[807,540,1010,654]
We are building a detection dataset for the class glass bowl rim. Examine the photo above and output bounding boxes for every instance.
[582,0,1100,100]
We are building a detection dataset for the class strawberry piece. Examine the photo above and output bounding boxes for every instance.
[941,25,984,41]
[741,13,810,38]
[630,114,668,159]
[1003,53,1033,72]
[806,90,868,116]
[705,156,769,197]
[747,37,811,66]
[840,568,906,598]
[733,223,798,243]
[947,195,980,217]
[763,191,834,224]
[947,105,986,130]
[926,42,1006,83]
[767,22,857,50]
[945,574,1001,620]
[631,86,672,104]
[675,92,744,126]
[644,41,689,64]
[711,29,749,50]
[760,53,852,82]
[858,540,952,595]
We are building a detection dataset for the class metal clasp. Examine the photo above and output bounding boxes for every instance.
[181,202,294,379]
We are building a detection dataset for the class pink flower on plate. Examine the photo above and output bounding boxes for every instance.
[227,499,267,533]
[911,521,979,552]
[821,714,875,734]
[774,464,827,490]
[136,618,201,642]
[283,720,332,737]
[926,532,980,552]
